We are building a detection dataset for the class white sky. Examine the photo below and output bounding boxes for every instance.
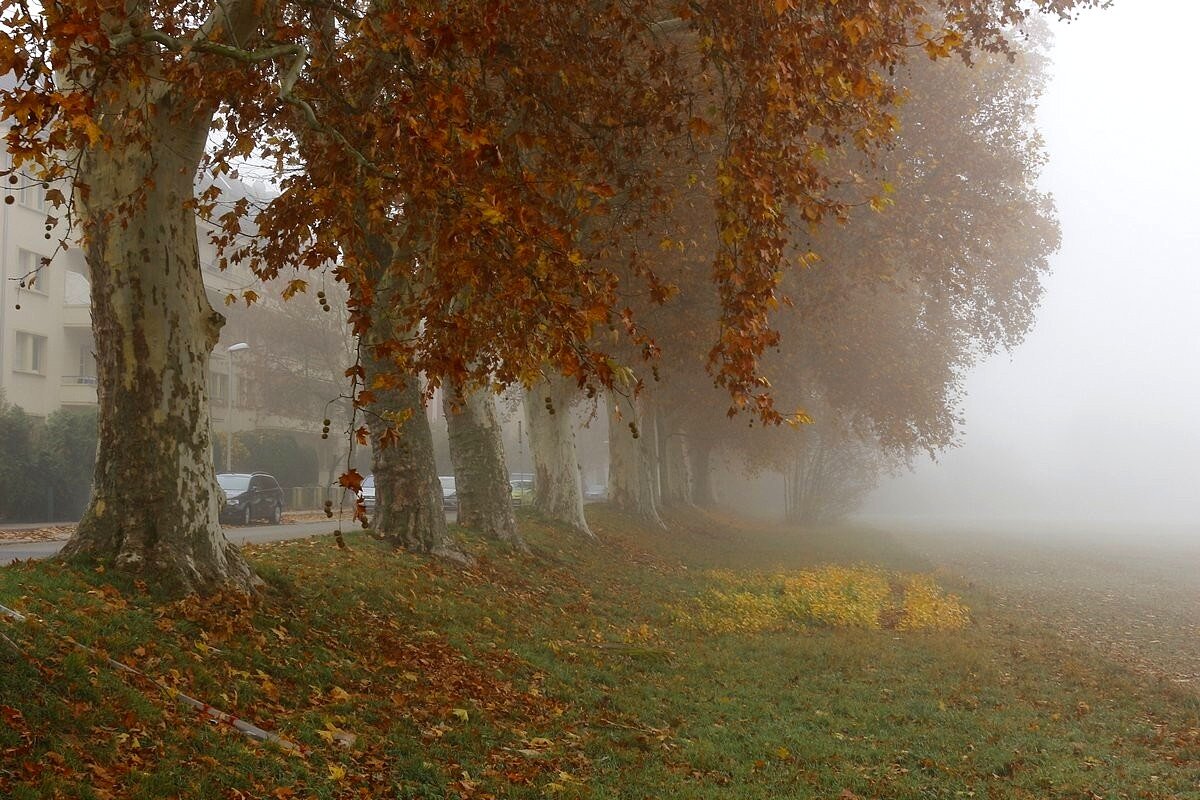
[864,0,1200,526]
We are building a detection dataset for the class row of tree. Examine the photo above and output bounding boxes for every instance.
[0,0,1095,594]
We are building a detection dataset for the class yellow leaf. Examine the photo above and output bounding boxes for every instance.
[329,686,351,701]
[328,764,346,781]
[452,708,470,722]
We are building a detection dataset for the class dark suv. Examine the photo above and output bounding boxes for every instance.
[218,472,285,525]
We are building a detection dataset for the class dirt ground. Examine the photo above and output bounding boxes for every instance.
[888,520,1200,687]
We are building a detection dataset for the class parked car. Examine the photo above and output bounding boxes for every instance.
[360,474,376,513]
[217,472,285,525]
[509,476,534,506]
[439,476,457,510]
[584,483,607,501]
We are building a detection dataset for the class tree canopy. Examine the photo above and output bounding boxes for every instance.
[0,0,1099,590]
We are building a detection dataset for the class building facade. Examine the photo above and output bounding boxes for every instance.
[0,156,305,457]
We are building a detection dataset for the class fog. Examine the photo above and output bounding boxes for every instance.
[863,0,1200,531]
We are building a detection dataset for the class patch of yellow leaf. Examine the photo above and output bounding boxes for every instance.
[674,566,968,633]
[896,575,970,631]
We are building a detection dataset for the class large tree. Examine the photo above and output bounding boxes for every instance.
[0,0,1096,592]
[660,26,1064,520]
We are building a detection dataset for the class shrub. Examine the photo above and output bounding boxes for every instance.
[38,406,99,520]
[223,430,319,488]
[0,392,38,520]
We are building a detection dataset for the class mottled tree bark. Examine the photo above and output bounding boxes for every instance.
[444,383,525,550]
[360,269,464,561]
[608,395,666,527]
[59,66,258,595]
[525,375,592,537]
[364,371,460,558]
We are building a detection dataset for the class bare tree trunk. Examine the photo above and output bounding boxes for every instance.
[356,221,464,560]
[660,423,695,508]
[59,78,257,595]
[688,434,717,508]
[525,375,592,537]
[444,383,525,550]
[363,369,453,558]
[608,395,665,527]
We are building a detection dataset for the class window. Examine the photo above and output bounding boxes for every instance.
[77,346,97,384]
[17,171,46,212]
[210,371,229,403]
[14,332,47,374]
[16,249,47,293]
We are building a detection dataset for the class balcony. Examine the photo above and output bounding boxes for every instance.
[62,303,90,328]
[60,375,98,405]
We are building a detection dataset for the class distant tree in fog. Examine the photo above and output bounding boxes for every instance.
[223,279,356,486]
[630,28,1062,523]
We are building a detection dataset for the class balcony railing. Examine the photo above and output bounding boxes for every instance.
[59,376,98,405]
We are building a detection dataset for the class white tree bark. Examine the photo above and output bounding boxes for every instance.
[608,394,666,527]
[524,375,592,537]
[444,383,524,549]
[60,81,257,594]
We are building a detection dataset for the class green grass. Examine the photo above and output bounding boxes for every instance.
[2,505,1199,798]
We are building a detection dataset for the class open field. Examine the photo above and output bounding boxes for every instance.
[2,508,1199,798]
[887,522,1200,687]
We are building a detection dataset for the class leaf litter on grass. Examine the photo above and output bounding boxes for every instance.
[4,512,1200,798]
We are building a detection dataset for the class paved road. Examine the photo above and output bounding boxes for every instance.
[0,520,344,566]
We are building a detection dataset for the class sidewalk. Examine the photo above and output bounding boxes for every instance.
[0,524,76,544]
[0,511,336,544]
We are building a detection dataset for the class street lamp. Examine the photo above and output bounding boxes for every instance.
[225,342,249,473]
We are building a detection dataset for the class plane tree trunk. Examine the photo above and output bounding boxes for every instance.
[608,394,666,527]
[525,375,592,537]
[659,414,695,509]
[360,247,464,561]
[59,79,258,595]
[364,367,456,558]
[688,432,718,508]
[444,383,524,550]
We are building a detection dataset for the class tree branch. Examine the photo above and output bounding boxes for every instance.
[108,28,387,175]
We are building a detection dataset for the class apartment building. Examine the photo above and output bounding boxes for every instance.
[0,152,282,446]
[0,151,97,418]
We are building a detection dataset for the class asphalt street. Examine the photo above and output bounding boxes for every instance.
[0,520,345,565]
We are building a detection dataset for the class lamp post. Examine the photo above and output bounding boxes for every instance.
[225,342,249,473]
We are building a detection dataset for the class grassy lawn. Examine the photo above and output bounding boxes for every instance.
[2,506,1199,798]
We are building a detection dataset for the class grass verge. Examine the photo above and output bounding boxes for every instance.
[2,506,1199,798]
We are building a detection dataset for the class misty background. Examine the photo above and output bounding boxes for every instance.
[862,0,1200,528]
